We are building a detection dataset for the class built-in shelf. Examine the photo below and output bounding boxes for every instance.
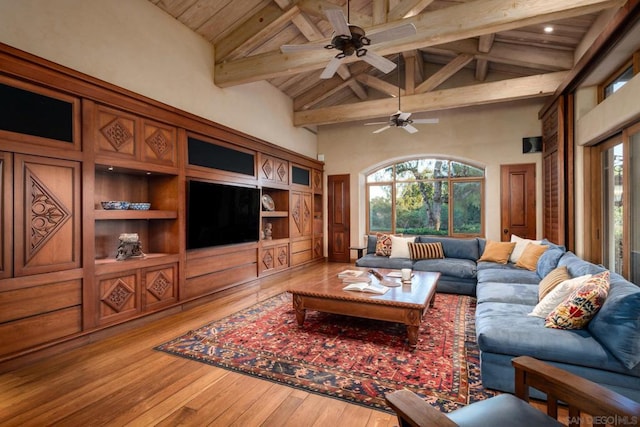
[94,210,178,220]
[261,210,288,218]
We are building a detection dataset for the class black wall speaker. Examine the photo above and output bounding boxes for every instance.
[522,136,542,154]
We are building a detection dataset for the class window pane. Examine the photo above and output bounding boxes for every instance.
[396,159,449,180]
[630,131,640,285]
[604,65,633,98]
[452,181,482,234]
[367,166,393,183]
[602,144,623,275]
[369,185,392,232]
[395,181,448,235]
[450,161,484,177]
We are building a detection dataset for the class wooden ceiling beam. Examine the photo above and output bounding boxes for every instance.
[355,73,405,97]
[415,53,474,93]
[475,34,495,81]
[214,0,623,87]
[372,0,389,25]
[388,0,436,21]
[293,71,569,126]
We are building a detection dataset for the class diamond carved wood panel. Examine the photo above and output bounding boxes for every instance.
[143,121,176,166]
[261,247,275,271]
[276,245,288,269]
[96,108,136,157]
[98,273,138,323]
[144,264,176,308]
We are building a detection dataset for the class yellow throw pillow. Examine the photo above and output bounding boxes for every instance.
[515,243,548,271]
[478,240,516,264]
[538,265,570,300]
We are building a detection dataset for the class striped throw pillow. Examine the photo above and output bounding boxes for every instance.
[408,242,444,260]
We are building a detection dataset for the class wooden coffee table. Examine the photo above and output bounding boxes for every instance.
[287,269,440,347]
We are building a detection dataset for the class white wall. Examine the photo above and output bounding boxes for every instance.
[0,0,317,158]
[318,99,545,245]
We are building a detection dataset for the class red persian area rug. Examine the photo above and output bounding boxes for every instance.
[155,292,497,412]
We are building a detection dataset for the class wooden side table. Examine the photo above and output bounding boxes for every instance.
[349,246,367,259]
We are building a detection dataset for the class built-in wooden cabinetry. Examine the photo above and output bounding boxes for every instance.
[0,43,323,369]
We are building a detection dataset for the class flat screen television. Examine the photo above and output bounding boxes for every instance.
[187,180,260,249]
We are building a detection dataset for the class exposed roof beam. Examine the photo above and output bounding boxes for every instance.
[372,0,389,24]
[294,71,569,126]
[416,53,474,93]
[355,73,405,97]
[388,0,436,21]
[475,34,495,81]
[214,0,622,87]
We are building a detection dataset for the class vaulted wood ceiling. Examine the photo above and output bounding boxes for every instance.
[149,0,625,127]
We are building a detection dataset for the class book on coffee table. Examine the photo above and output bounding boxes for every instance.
[338,269,366,278]
[342,282,389,295]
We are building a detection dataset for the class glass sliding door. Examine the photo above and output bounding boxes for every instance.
[630,128,640,285]
[602,142,623,275]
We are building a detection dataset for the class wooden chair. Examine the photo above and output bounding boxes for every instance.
[385,356,640,427]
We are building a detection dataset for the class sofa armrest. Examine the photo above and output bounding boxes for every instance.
[385,389,457,427]
[512,356,640,425]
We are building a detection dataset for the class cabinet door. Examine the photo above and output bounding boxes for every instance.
[259,155,288,184]
[95,104,138,160]
[14,154,81,277]
[143,263,177,310]
[97,270,140,325]
[313,169,323,193]
[142,119,178,167]
[259,246,275,274]
[275,244,289,270]
[0,152,12,279]
[290,191,312,238]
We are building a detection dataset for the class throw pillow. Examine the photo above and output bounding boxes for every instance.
[389,235,416,258]
[528,274,592,318]
[375,233,392,256]
[538,265,570,300]
[515,243,548,271]
[408,242,444,260]
[509,234,542,263]
[544,271,610,330]
[477,240,516,264]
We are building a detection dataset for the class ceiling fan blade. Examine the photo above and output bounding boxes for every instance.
[403,124,419,134]
[373,125,391,134]
[320,56,343,79]
[360,50,396,74]
[325,7,350,36]
[368,23,417,45]
[412,118,440,124]
[398,111,411,121]
[280,42,327,53]
[364,121,388,126]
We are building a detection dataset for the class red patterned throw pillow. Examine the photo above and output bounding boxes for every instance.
[375,233,393,256]
[545,271,610,330]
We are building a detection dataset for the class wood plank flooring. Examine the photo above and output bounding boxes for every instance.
[0,261,569,426]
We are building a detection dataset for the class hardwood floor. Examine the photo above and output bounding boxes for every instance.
[0,261,571,426]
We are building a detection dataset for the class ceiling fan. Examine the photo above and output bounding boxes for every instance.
[280,1,416,79]
[365,57,439,134]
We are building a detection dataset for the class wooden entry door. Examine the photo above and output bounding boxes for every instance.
[327,174,350,262]
[500,164,536,241]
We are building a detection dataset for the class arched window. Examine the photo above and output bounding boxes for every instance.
[366,158,484,237]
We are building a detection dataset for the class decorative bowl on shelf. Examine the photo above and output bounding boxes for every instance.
[129,202,151,210]
[101,201,130,210]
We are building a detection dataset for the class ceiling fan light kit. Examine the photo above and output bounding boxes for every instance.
[280,1,416,79]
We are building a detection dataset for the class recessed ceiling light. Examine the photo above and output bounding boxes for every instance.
[544,26,554,33]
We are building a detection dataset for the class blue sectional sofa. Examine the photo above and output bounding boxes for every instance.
[355,235,640,401]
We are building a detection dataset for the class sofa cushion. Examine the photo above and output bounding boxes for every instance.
[389,235,415,258]
[544,271,609,330]
[558,252,607,277]
[476,282,538,305]
[538,266,570,300]
[412,258,477,279]
[515,243,548,271]
[355,253,413,270]
[536,247,565,279]
[417,236,481,261]
[478,240,516,264]
[509,234,542,263]
[408,242,444,260]
[477,267,540,285]
[528,274,592,318]
[475,303,628,373]
[375,233,393,256]
[589,279,640,369]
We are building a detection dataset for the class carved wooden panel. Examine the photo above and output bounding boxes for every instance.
[0,152,12,279]
[142,119,177,167]
[259,154,288,185]
[313,169,323,193]
[144,263,177,310]
[96,105,137,158]
[14,155,81,277]
[276,244,288,269]
[290,191,313,238]
[302,192,312,236]
[98,271,139,325]
[260,247,275,273]
[313,236,323,259]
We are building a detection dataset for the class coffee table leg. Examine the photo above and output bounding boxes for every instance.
[406,325,419,347]
[292,294,306,326]
[406,309,422,347]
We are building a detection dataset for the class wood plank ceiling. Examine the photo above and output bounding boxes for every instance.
[148,0,625,127]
